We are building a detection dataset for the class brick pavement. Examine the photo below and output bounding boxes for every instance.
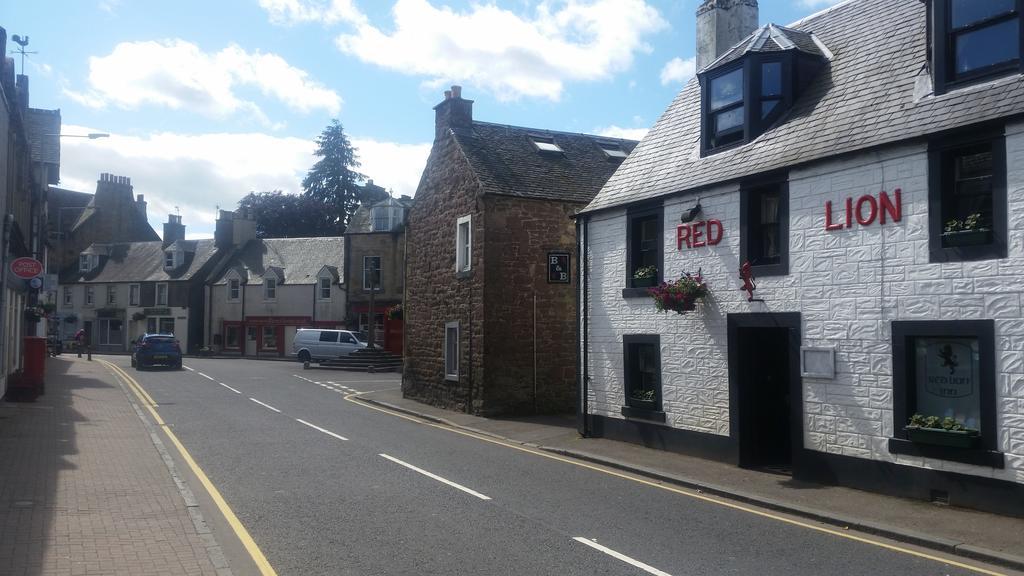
[0,356,228,576]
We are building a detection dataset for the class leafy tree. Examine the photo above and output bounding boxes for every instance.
[238,191,341,238]
[301,119,365,232]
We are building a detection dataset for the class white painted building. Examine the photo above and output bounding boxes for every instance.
[578,0,1024,515]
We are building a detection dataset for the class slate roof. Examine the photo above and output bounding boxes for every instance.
[452,121,638,204]
[212,237,345,285]
[61,239,220,284]
[582,0,1024,214]
[706,23,827,70]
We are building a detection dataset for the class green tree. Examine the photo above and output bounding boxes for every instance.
[238,191,339,238]
[301,119,365,232]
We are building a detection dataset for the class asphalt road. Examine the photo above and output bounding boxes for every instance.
[106,356,1012,576]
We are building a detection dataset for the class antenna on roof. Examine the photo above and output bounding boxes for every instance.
[174,205,180,215]
[10,35,37,76]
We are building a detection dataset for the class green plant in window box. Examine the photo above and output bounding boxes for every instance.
[942,213,991,247]
[648,271,708,314]
[632,265,658,287]
[629,388,656,403]
[904,413,979,448]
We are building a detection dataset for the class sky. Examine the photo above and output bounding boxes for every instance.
[5,0,844,238]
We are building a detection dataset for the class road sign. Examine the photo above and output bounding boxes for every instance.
[10,257,43,279]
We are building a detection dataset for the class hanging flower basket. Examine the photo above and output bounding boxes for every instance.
[648,271,709,314]
[386,303,403,321]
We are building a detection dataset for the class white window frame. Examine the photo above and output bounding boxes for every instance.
[63,286,73,307]
[79,254,91,272]
[156,283,168,306]
[164,251,175,269]
[363,256,381,291]
[318,276,332,300]
[455,215,472,273]
[228,277,241,301]
[444,321,459,381]
[85,286,95,307]
[129,284,140,306]
[106,285,117,305]
[264,277,277,301]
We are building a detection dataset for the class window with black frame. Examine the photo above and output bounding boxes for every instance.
[626,208,662,292]
[928,132,1006,262]
[932,0,1022,93]
[707,67,745,150]
[623,335,661,415]
[890,320,1001,467]
[741,181,789,276]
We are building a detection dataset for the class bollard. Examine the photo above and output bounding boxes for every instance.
[87,347,92,361]
[303,360,310,370]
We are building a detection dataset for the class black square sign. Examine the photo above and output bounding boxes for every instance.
[548,252,570,284]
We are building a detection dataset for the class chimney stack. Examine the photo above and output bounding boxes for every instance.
[136,193,147,220]
[433,84,473,141]
[163,214,185,248]
[696,0,759,70]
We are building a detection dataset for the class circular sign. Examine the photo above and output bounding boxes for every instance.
[10,257,43,279]
[29,277,43,289]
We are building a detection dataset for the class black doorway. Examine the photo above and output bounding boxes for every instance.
[728,313,801,471]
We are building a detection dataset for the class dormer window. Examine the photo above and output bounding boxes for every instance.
[931,0,1022,94]
[79,254,90,272]
[699,25,828,155]
[264,277,277,300]
[529,135,563,154]
[372,205,405,232]
[164,251,175,269]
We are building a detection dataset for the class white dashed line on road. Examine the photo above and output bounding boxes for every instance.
[219,382,242,394]
[197,372,216,381]
[183,365,195,372]
[572,538,672,576]
[379,454,491,501]
[295,419,349,441]
[249,398,281,413]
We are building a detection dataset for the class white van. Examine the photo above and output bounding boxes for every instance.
[292,329,367,362]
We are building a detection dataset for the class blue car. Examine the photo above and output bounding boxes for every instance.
[131,333,183,370]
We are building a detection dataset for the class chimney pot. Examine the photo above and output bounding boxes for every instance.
[451,85,462,98]
[696,0,759,71]
[444,89,452,100]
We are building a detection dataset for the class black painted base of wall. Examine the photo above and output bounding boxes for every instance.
[796,449,1024,518]
[588,414,736,464]
[588,414,1024,518]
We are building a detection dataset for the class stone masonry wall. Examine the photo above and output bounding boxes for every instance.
[403,133,485,413]
[586,120,1024,485]
[482,195,580,415]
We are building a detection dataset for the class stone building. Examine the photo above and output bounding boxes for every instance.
[344,192,412,353]
[578,0,1024,515]
[205,210,346,358]
[59,214,225,353]
[404,86,637,416]
[0,27,59,396]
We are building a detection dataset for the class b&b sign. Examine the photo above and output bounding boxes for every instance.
[548,252,570,284]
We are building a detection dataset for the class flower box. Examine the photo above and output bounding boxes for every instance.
[904,426,980,449]
[632,277,657,288]
[941,229,991,247]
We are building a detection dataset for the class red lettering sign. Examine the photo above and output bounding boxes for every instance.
[10,257,43,279]
[824,189,902,231]
[677,220,723,250]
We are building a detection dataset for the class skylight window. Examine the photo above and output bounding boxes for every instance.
[597,141,628,160]
[530,135,563,153]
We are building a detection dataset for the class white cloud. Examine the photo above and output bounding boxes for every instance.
[57,125,429,236]
[659,56,696,86]
[335,0,666,101]
[260,0,367,26]
[64,40,342,122]
[594,125,648,141]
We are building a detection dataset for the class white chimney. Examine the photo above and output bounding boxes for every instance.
[696,0,759,70]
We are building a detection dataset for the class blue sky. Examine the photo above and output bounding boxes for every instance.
[6,0,842,237]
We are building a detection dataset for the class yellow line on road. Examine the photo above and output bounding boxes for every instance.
[99,359,278,576]
[344,392,1008,576]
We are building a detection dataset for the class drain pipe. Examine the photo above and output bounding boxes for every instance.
[576,215,591,437]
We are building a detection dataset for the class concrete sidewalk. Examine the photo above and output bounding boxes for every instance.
[358,388,1024,573]
[0,356,231,576]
